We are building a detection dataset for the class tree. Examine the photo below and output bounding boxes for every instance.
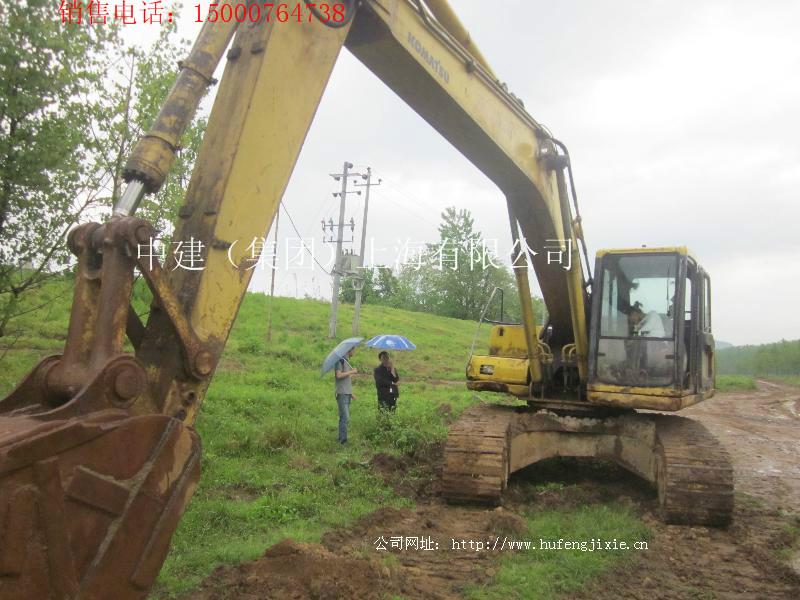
[425,207,491,319]
[0,2,204,339]
[389,207,546,324]
[338,265,398,305]
[339,267,375,304]
[391,261,439,313]
[717,339,800,376]
[373,266,398,301]
[0,0,119,337]
[333,207,546,325]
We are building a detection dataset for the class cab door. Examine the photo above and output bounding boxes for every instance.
[698,268,715,392]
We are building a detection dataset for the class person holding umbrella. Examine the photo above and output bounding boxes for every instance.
[334,348,358,444]
[321,337,363,445]
[374,351,399,412]
[365,335,416,413]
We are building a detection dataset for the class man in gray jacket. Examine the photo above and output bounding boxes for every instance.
[334,347,358,444]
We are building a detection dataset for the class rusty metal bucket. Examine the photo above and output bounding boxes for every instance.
[0,410,200,599]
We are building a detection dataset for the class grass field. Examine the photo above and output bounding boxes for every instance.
[465,505,650,600]
[1,277,649,597]
[715,374,758,391]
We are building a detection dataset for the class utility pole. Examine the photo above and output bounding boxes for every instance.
[266,206,280,342]
[351,167,381,335]
[326,161,362,338]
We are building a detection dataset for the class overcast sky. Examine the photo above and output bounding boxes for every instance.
[128,1,800,346]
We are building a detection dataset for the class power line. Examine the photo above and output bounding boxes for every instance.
[375,180,442,229]
[313,190,341,226]
[280,202,332,275]
[350,165,447,230]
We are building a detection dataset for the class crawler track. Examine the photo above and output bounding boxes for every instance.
[441,404,514,504]
[652,414,734,526]
[442,405,735,526]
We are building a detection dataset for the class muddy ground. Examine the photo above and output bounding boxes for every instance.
[187,381,800,599]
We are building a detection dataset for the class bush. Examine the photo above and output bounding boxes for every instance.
[716,374,757,391]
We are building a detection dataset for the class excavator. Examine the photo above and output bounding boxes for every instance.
[0,0,732,597]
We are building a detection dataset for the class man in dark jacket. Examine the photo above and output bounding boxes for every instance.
[373,351,399,412]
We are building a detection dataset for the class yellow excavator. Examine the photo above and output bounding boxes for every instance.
[0,1,732,598]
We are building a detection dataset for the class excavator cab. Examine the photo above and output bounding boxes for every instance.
[587,247,716,411]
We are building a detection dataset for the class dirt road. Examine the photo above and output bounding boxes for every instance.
[574,380,800,599]
[188,381,800,599]
[686,380,800,514]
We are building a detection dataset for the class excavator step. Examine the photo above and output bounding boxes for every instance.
[441,404,734,526]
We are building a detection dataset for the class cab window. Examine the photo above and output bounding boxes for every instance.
[596,253,679,387]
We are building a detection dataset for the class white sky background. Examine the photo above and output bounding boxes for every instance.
[123,1,800,346]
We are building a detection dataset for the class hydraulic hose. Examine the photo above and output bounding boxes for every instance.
[550,138,593,286]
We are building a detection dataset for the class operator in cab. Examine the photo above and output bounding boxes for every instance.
[627,302,667,338]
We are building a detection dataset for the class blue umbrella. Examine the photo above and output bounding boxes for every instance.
[320,337,363,376]
[365,335,417,351]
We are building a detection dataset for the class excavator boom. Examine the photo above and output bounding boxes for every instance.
[116,0,589,424]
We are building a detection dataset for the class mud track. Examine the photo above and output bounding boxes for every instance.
[187,381,800,599]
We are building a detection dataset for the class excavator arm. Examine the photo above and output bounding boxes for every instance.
[2,2,715,598]
[118,0,590,427]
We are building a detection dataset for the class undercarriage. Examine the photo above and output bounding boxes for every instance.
[442,403,734,527]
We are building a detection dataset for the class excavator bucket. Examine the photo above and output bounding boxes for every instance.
[0,217,207,599]
[0,408,200,599]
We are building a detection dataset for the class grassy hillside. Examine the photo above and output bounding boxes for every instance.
[0,274,486,391]
[0,277,488,587]
[1,277,648,597]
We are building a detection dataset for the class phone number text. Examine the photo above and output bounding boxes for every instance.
[195,3,346,23]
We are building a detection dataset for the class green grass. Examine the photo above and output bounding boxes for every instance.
[150,293,488,595]
[466,504,650,600]
[1,278,652,597]
[776,518,800,573]
[715,374,757,391]
[775,375,800,388]
[0,279,490,595]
